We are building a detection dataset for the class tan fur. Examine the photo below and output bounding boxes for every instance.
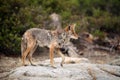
[64,24,78,39]
[21,24,78,67]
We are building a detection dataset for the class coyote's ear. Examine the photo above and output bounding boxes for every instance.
[64,23,76,31]
[72,23,76,29]
[64,25,71,31]
[68,23,76,31]
[68,25,71,30]
[68,23,76,30]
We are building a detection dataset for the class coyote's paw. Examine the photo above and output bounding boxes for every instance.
[51,65,57,69]
[60,63,63,67]
[23,64,29,66]
[31,63,37,66]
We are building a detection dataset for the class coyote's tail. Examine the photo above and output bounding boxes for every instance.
[21,35,27,56]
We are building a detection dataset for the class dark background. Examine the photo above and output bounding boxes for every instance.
[0,0,120,55]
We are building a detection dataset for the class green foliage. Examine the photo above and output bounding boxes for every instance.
[0,0,42,55]
[92,30,105,40]
[0,0,120,55]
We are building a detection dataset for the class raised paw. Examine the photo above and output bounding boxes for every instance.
[31,63,37,66]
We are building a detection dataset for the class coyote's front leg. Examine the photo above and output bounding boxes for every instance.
[49,44,56,68]
[57,48,65,67]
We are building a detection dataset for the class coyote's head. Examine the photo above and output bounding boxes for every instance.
[64,24,78,39]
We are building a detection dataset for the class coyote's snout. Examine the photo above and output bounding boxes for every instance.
[21,24,78,67]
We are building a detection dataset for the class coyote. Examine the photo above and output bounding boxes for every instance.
[21,24,78,67]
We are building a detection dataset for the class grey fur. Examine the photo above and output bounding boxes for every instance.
[21,26,79,67]
[21,28,71,55]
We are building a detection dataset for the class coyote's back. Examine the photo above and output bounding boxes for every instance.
[21,28,52,54]
[21,24,78,67]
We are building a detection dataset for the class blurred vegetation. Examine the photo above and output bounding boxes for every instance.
[0,0,120,55]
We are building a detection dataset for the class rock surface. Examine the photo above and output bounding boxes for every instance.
[7,58,120,80]
[109,56,120,66]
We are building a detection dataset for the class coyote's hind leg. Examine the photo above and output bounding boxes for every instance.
[21,33,35,66]
[28,42,38,66]
[22,46,32,66]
